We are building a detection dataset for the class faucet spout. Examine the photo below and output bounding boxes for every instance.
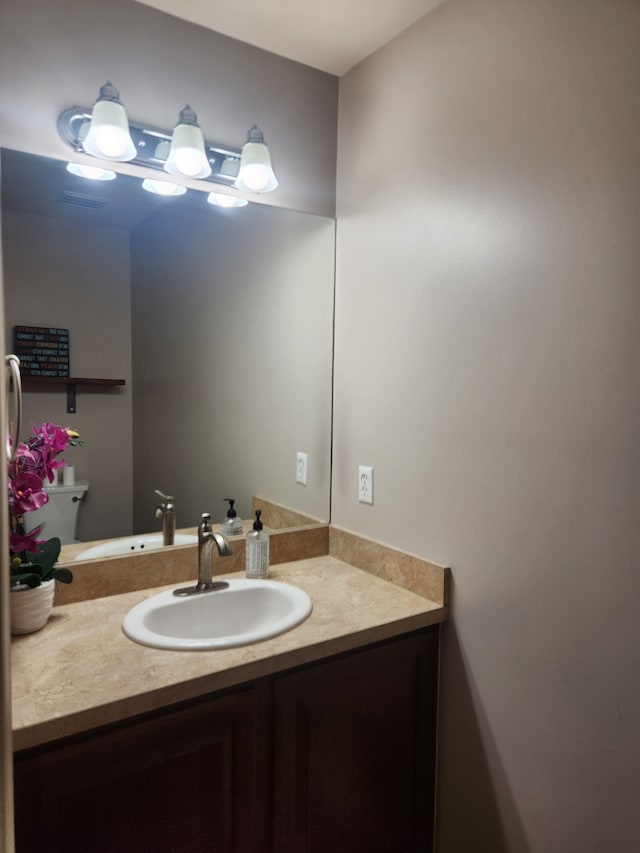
[196,513,231,591]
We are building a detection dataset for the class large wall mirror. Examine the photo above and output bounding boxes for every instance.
[1,148,335,556]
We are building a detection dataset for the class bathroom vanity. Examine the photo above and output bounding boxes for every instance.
[11,539,448,853]
[14,628,437,852]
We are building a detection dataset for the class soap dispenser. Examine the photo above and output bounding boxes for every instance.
[245,509,269,579]
[221,498,243,538]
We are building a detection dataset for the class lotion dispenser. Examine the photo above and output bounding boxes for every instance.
[245,509,269,579]
[221,498,243,538]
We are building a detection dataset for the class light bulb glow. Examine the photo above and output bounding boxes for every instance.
[174,147,207,177]
[142,178,187,196]
[93,126,129,159]
[207,192,248,208]
[239,164,271,192]
[66,162,116,181]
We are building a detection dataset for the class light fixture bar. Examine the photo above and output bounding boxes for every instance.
[57,107,242,188]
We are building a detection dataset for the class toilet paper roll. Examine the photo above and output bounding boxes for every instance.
[62,466,75,486]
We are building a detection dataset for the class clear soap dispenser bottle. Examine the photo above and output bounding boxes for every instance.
[245,509,269,579]
[221,498,243,538]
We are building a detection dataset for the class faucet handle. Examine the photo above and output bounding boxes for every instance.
[155,489,174,503]
[198,512,213,539]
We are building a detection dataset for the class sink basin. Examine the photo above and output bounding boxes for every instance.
[75,533,197,561]
[122,578,313,650]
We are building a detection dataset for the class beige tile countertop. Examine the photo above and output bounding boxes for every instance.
[11,554,448,752]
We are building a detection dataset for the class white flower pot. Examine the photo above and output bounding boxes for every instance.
[10,579,55,635]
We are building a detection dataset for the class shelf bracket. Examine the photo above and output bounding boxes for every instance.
[67,382,77,414]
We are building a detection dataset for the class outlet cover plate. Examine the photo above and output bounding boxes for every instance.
[358,465,373,504]
[296,451,308,486]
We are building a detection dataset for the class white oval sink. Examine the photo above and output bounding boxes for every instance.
[122,578,313,650]
[75,533,197,561]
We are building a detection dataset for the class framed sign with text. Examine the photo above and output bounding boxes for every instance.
[13,326,70,378]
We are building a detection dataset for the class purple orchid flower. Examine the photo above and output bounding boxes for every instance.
[8,471,49,514]
[10,522,46,554]
[8,422,82,587]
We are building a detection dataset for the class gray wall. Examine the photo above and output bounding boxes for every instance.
[0,0,337,217]
[334,0,640,850]
[2,210,133,541]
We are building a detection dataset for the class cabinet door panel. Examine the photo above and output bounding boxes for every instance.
[14,688,269,853]
[273,630,438,853]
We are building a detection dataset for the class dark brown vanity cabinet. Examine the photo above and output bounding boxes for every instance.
[272,629,439,853]
[14,627,438,853]
[14,686,270,853]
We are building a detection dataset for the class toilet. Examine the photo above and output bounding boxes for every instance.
[27,481,89,545]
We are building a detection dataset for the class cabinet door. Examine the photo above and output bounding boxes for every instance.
[14,687,269,853]
[273,629,439,853]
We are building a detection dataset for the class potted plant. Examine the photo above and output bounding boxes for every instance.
[8,422,83,634]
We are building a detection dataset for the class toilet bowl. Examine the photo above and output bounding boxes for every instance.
[27,481,89,545]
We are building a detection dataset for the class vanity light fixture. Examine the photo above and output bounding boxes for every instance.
[235,126,278,193]
[81,82,136,162]
[58,88,278,195]
[66,162,116,181]
[142,178,187,196]
[206,192,248,208]
[163,106,212,179]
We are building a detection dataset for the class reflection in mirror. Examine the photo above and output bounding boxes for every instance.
[1,149,335,560]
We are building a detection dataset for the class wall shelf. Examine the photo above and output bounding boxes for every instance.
[22,375,126,414]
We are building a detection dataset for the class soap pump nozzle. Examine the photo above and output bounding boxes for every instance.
[221,497,243,537]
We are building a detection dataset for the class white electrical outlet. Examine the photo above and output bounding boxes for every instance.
[296,451,308,486]
[358,465,373,504]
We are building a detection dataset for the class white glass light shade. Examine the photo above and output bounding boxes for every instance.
[164,107,211,179]
[66,162,116,181]
[220,157,240,178]
[82,87,136,161]
[154,139,171,161]
[206,192,248,208]
[142,178,187,196]
[235,126,278,193]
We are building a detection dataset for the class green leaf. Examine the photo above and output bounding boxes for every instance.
[10,571,43,588]
[12,538,70,586]
[25,537,61,575]
[52,567,73,585]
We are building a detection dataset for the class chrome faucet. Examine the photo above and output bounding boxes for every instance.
[154,489,176,546]
[173,512,231,597]
[196,512,232,590]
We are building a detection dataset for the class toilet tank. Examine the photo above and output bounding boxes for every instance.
[26,481,89,545]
